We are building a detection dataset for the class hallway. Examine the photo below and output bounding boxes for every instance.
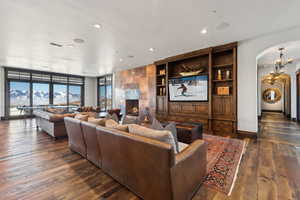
[260,112,300,146]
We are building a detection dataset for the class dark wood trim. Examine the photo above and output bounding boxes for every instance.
[261,110,283,113]
[154,48,212,65]
[237,130,257,139]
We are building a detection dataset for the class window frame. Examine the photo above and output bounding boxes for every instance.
[4,67,85,119]
[97,74,113,112]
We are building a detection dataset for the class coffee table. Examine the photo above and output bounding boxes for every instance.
[173,122,203,144]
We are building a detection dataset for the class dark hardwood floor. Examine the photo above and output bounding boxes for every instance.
[0,112,299,200]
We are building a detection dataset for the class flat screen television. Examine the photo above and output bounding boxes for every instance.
[168,75,208,102]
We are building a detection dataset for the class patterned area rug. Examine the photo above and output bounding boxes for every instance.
[202,134,246,196]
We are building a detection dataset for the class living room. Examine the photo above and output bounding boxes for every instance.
[0,1,300,200]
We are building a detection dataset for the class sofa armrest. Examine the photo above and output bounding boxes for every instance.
[171,140,207,200]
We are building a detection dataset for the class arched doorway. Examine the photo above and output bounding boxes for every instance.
[257,41,300,125]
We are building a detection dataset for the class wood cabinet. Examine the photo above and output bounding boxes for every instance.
[154,42,237,136]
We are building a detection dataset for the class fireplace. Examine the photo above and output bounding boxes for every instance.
[125,99,139,116]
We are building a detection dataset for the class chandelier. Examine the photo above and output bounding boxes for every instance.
[268,47,293,84]
[272,47,293,75]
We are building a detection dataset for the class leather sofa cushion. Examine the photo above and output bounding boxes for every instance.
[75,114,89,121]
[105,119,129,132]
[128,124,177,153]
[88,117,106,126]
[49,113,76,122]
[122,115,140,125]
[80,112,97,118]
[178,142,189,152]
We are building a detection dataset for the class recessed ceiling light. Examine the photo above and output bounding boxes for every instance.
[149,47,154,52]
[119,58,123,62]
[73,38,85,44]
[93,24,102,29]
[201,28,208,34]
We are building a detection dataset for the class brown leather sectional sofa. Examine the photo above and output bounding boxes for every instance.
[64,117,207,200]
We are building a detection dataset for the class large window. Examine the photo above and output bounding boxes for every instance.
[32,83,50,106]
[98,75,112,112]
[69,85,82,106]
[4,68,85,118]
[9,81,30,116]
[53,84,67,106]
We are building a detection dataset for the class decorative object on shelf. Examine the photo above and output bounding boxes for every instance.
[159,88,163,96]
[226,70,231,80]
[163,88,166,95]
[217,70,222,80]
[179,64,205,77]
[217,87,230,96]
[162,78,165,85]
[159,69,166,75]
[262,88,281,104]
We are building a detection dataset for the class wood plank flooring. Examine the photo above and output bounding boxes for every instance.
[0,112,299,200]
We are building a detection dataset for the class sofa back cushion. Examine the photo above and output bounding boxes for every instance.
[128,124,177,153]
[122,115,140,125]
[105,119,129,132]
[64,117,87,157]
[81,121,102,167]
[75,114,89,121]
[88,117,106,126]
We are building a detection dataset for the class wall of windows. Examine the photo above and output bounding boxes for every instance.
[4,68,85,118]
[97,75,112,112]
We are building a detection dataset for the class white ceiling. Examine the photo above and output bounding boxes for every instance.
[257,41,300,68]
[1,0,300,76]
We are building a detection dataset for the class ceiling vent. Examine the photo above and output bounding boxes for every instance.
[50,42,63,47]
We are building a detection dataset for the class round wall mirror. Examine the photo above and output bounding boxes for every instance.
[262,88,282,104]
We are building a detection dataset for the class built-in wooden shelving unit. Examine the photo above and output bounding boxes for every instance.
[154,42,237,136]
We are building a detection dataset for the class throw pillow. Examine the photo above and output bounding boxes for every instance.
[128,124,177,153]
[106,113,119,122]
[88,117,106,126]
[122,115,140,125]
[75,114,89,121]
[151,118,179,153]
[105,119,129,132]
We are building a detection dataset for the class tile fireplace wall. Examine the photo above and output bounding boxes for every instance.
[114,64,156,115]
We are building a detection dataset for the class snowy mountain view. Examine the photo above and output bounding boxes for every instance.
[9,89,81,106]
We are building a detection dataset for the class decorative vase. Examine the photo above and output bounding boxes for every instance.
[226,70,231,79]
[217,70,222,80]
